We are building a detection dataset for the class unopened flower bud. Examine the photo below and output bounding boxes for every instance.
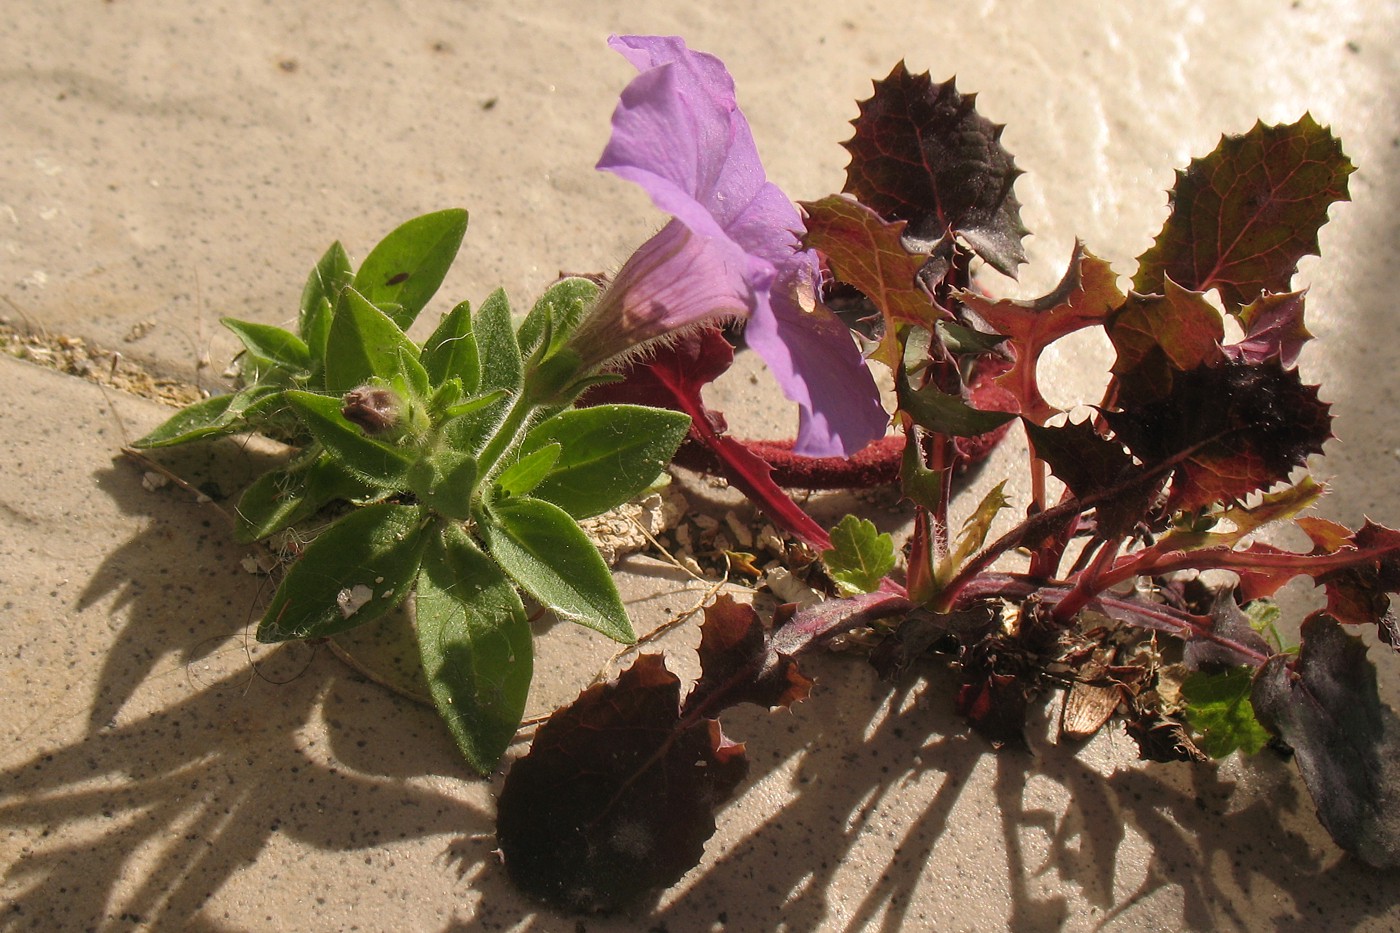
[341,386,400,434]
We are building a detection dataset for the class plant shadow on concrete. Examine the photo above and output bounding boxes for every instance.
[0,455,489,931]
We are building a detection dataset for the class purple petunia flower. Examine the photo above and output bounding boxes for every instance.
[569,34,886,457]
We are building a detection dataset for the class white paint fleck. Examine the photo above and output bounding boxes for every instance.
[336,584,374,618]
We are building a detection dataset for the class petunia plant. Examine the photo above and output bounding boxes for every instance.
[130,31,1400,918]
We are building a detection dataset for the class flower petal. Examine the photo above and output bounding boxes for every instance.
[746,268,888,457]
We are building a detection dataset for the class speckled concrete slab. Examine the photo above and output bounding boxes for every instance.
[4,1,1400,930]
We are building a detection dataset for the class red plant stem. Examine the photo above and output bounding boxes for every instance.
[1096,541,1398,595]
[1051,535,1124,623]
[952,572,1272,666]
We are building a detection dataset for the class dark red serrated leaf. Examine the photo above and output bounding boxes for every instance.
[1107,280,1227,407]
[496,654,749,912]
[685,594,814,714]
[802,194,944,368]
[843,62,1028,277]
[1104,358,1332,512]
[958,242,1124,423]
[1252,613,1400,867]
[1022,418,1156,537]
[582,326,831,549]
[1133,114,1353,310]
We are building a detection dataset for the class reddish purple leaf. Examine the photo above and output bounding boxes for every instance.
[686,594,814,714]
[801,194,942,368]
[1132,114,1353,310]
[1227,290,1312,366]
[1253,614,1400,867]
[959,242,1123,423]
[843,63,1028,277]
[496,653,748,912]
[1107,281,1226,407]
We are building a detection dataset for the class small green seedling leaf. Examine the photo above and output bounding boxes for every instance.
[495,443,562,499]
[416,523,533,775]
[284,390,415,487]
[473,288,523,395]
[519,405,690,519]
[221,318,311,374]
[257,502,428,641]
[323,287,430,395]
[421,299,480,392]
[939,481,1010,583]
[1182,667,1272,758]
[822,515,896,595]
[352,208,469,330]
[483,496,634,643]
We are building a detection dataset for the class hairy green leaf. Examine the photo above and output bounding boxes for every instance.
[299,240,353,372]
[221,318,311,374]
[495,443,561,499]
[257,502,428,641]
[416,524,532,775]
[520,404,690,519]
[516,277,600,359]
[234,453,373,543]
[352,208,469,330]
[284,390,415,487]
[323,287,429,395]
[473,288,522,395]
[132,385,281,449]
[421,300,480,393]
[483,497,633,643]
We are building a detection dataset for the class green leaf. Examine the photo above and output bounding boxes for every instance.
[284,390,415,487]
[1182,667,1271,758]
[405,450,478,521]
[323,287,430,396]
[132,385,280,448]
[299,240,353,371]
[516,277,600,358]
[822,515,896,595]
[233,453,373,543]
[519,405,690,519]
[421,299,480,393]
[132,393,238,448]
[257,502,428,641]
[221,318,312,374]
[898,369,1017,438]
[352,209,469,330]
[939,481,1010,582]
[1133,115,1353,311]
[473,288,522,395]
[415,523,532,775]
[495,443,561,499]
[483,497,634,643]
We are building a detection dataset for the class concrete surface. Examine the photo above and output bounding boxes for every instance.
[4,1,1400,930]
